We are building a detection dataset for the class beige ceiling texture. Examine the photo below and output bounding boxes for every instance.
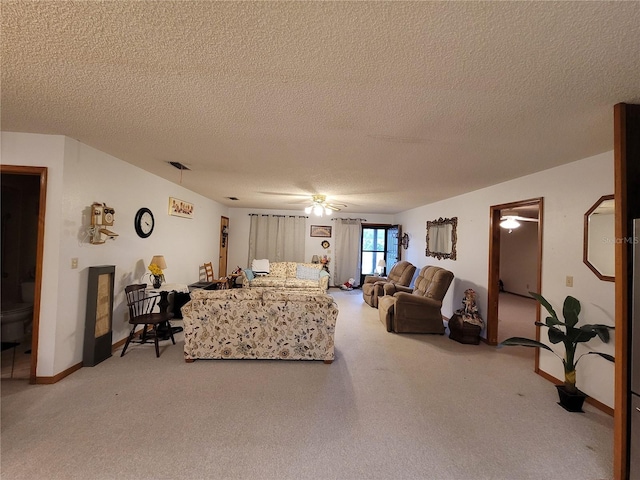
[2,1,640,214]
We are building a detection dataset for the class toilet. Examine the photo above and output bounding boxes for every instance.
[1,282,35,344]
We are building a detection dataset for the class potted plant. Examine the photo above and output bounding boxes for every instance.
[499,292,614,412]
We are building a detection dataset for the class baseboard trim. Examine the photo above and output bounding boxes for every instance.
[34,362,82,384]
[502,291,535,299]
[111,328,145,352]
[34,331,141,384]
[536,369,614,416]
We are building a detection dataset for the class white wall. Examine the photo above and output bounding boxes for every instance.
[394,151,615,407]
[2,132,228,377]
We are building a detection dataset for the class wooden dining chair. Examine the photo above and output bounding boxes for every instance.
[121,284,175,358]
[203,262,215,281]
[202,262,229,289]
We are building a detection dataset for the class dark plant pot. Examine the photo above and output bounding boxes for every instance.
[153,278,162,289]
[555,385,586,413]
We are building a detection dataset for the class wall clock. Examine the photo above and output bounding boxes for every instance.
[321,240,330,249]
[134,208,155,238]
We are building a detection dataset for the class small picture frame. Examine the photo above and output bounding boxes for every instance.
[168,197,194,219]
[310,225,332,237]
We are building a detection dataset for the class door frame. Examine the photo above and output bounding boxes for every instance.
[0,165,47,384]
[486,197,543,353]
[360,223,394,284]
[219,216,229,278]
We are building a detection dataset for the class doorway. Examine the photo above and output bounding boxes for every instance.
[0,165,46,383]
[359,224,400,285]
[487,198,543,349]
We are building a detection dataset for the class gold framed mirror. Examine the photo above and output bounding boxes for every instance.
[426,217,457,260]
[583,194,614,282]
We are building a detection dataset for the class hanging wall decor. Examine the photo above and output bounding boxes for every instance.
[168,197,194,219]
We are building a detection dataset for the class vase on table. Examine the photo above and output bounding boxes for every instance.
[152,276,162,289]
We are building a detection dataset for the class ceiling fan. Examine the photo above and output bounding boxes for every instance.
[500,212,538,230]
[304,195,346,216]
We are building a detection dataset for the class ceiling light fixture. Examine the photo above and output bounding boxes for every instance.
[500,216,521,231]
[304,195,342,217]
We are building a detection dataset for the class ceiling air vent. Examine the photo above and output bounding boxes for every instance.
[169,161,190,170]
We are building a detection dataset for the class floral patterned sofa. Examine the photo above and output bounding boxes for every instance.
[240,261,329,293]
[181,288,338,363]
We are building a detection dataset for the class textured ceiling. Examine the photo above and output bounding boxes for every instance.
[2,1,640,214]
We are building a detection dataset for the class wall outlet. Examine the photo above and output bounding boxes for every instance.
[71,258,78,269]
[566,275,573,287]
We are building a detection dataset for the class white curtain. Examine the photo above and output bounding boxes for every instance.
[248,215,306,264]
[333,218,363,287]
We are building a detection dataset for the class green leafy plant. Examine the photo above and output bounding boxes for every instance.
[500,293,614,394]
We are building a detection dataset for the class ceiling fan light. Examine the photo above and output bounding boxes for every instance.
[313,204,324,216]
[500,217,520,229]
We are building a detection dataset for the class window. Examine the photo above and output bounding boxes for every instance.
[360,225,400,285]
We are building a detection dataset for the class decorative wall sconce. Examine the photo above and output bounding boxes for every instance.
[400,233,410,249]
[88,202,118,244]
[221,225,229,248]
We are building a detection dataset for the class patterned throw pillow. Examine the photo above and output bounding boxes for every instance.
[296,265,320,280]
[269,262,288,277]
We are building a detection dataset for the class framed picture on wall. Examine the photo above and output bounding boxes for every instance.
[168,197,194,219]
[310,225,332,237]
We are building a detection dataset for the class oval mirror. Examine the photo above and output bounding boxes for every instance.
[583,194,614,282]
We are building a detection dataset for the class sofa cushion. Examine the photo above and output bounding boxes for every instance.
[263,290,336,307]
[284,278,323,290]
[249,276,286,288]
[190,288,263,301]
[284,262,296,277]
[269,262,288,278]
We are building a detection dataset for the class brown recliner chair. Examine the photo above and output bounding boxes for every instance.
[378,266,454,333]
[362,261,416,308]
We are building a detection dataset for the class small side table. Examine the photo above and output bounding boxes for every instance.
[228,274,242,288]
[147,283,189,338]
[448,314,481,345]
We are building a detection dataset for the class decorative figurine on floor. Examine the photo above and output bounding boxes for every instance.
[340,278,355,291]
[448,288,483,344]
[455,288,484,328]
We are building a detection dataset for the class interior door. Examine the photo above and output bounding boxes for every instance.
[219,216,229,277]
[387,225,400,266]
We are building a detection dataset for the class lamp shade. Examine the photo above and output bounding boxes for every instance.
[312,255,320,263]
[150,255,167,269]
[377,259,386,268]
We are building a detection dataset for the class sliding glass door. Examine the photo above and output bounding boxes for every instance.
[360,225,401,285]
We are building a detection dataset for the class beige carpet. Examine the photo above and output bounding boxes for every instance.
[497,292,538,344]
[1,290,613,479]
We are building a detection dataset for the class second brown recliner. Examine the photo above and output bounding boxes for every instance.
[362,261,416,308]
[378,266,454,333]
